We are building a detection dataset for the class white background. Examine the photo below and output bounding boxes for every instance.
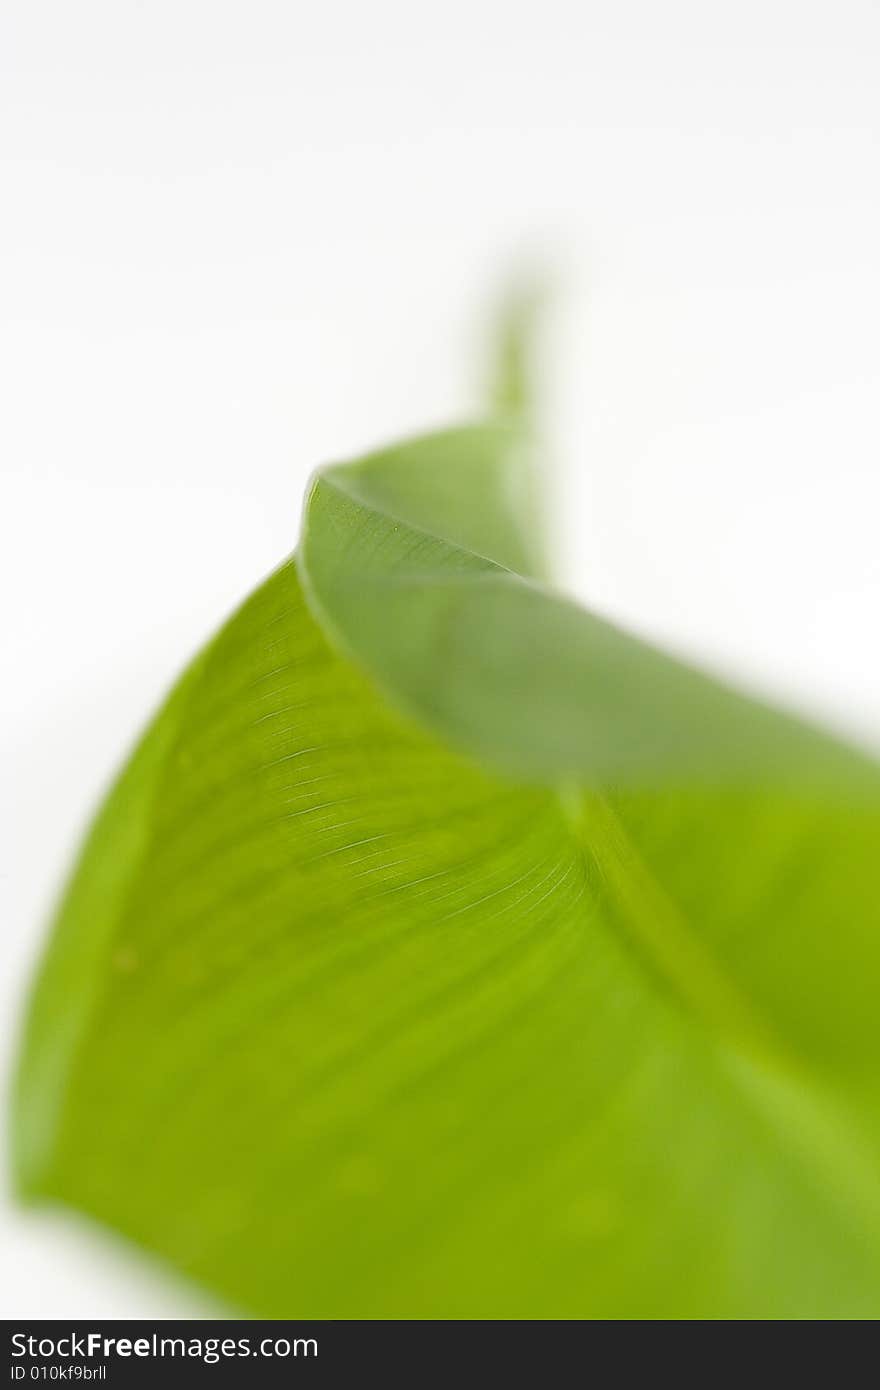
[2,0,879,1316]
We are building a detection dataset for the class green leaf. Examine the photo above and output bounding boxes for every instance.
[13,323,880,1317]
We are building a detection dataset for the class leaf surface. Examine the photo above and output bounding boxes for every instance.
[14,386,880,1317]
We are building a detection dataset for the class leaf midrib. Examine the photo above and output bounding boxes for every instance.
[560,784,880,1249]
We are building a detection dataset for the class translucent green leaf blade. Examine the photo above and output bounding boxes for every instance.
[14,412,880,1318]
